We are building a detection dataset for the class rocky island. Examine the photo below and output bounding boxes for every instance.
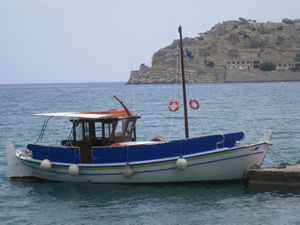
[127,18,300,84]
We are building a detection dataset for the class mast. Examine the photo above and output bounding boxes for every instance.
[178,25,189,138]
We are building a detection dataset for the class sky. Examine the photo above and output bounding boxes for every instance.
[0,0,299,84]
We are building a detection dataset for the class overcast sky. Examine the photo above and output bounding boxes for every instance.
[0,0,299,84]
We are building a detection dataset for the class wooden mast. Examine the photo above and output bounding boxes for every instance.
[178,25,189,138]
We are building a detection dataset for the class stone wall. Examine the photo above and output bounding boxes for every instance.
[225,70,300,82]
[126,69,300,84]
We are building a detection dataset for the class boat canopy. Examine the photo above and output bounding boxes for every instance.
[33,112,110,119]
[33,109,135,120]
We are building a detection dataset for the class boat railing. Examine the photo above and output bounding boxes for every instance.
[216,134,225,149]
[35,117,52,143]
[241,131,246,141]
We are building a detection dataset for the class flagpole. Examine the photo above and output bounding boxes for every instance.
[178,25,189,138]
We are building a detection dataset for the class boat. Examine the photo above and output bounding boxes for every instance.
[5,26,272,183]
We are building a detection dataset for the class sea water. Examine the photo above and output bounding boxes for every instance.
[0,82,299,224]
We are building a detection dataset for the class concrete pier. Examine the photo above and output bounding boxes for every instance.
[243,162,300,189]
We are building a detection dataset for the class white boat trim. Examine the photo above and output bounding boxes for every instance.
[33,112,111,119]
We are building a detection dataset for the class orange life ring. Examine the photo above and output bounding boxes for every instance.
[111,143,123,147]
[189,99,200,110]
[151,138,163,142]
[168,101,180,112]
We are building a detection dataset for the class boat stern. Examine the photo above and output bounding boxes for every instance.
[5,141,32,179]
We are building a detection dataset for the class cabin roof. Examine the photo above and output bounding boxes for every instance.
[33,110,136,119]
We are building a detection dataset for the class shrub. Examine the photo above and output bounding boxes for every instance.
[282,18,295,25]
[238,17,248,24]
[243,34,250,39]
[277,26,284,30]
[276,36,285,45]
[206,61,215,67]
[259,62,276,71]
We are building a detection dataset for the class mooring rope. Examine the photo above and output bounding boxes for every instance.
[267,147,296,163]
[250,122,296,164]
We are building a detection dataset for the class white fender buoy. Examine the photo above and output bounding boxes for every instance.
[122,164,134,179]
[176,157,188,171]
[68,164,80,176]
[40,159,52,171]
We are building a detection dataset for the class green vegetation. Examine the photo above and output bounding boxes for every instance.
[282,18,295,25]
[277,26,284,30]
[243,33,250,39]
[259,62,276,71]
[197,71,207,75]
[206,61,215,67]
[276,36,285,45]
[238,17,248,24]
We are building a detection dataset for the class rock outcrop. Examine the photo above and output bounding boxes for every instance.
[127,18,300,84]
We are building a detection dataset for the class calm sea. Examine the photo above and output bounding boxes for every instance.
[0,82,299,224]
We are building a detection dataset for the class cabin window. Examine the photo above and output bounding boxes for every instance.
[104,123,113,139]
[95,122,102,139]
[75,122,90,141]
[125,119,136,136]
[115,119,126,136]
[76,122,83,141]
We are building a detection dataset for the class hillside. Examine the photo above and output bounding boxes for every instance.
[127,18,300,84]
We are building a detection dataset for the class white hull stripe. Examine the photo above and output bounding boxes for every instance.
[21,150,264,176]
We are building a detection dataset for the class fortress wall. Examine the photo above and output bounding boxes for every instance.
[225,70,300,82]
